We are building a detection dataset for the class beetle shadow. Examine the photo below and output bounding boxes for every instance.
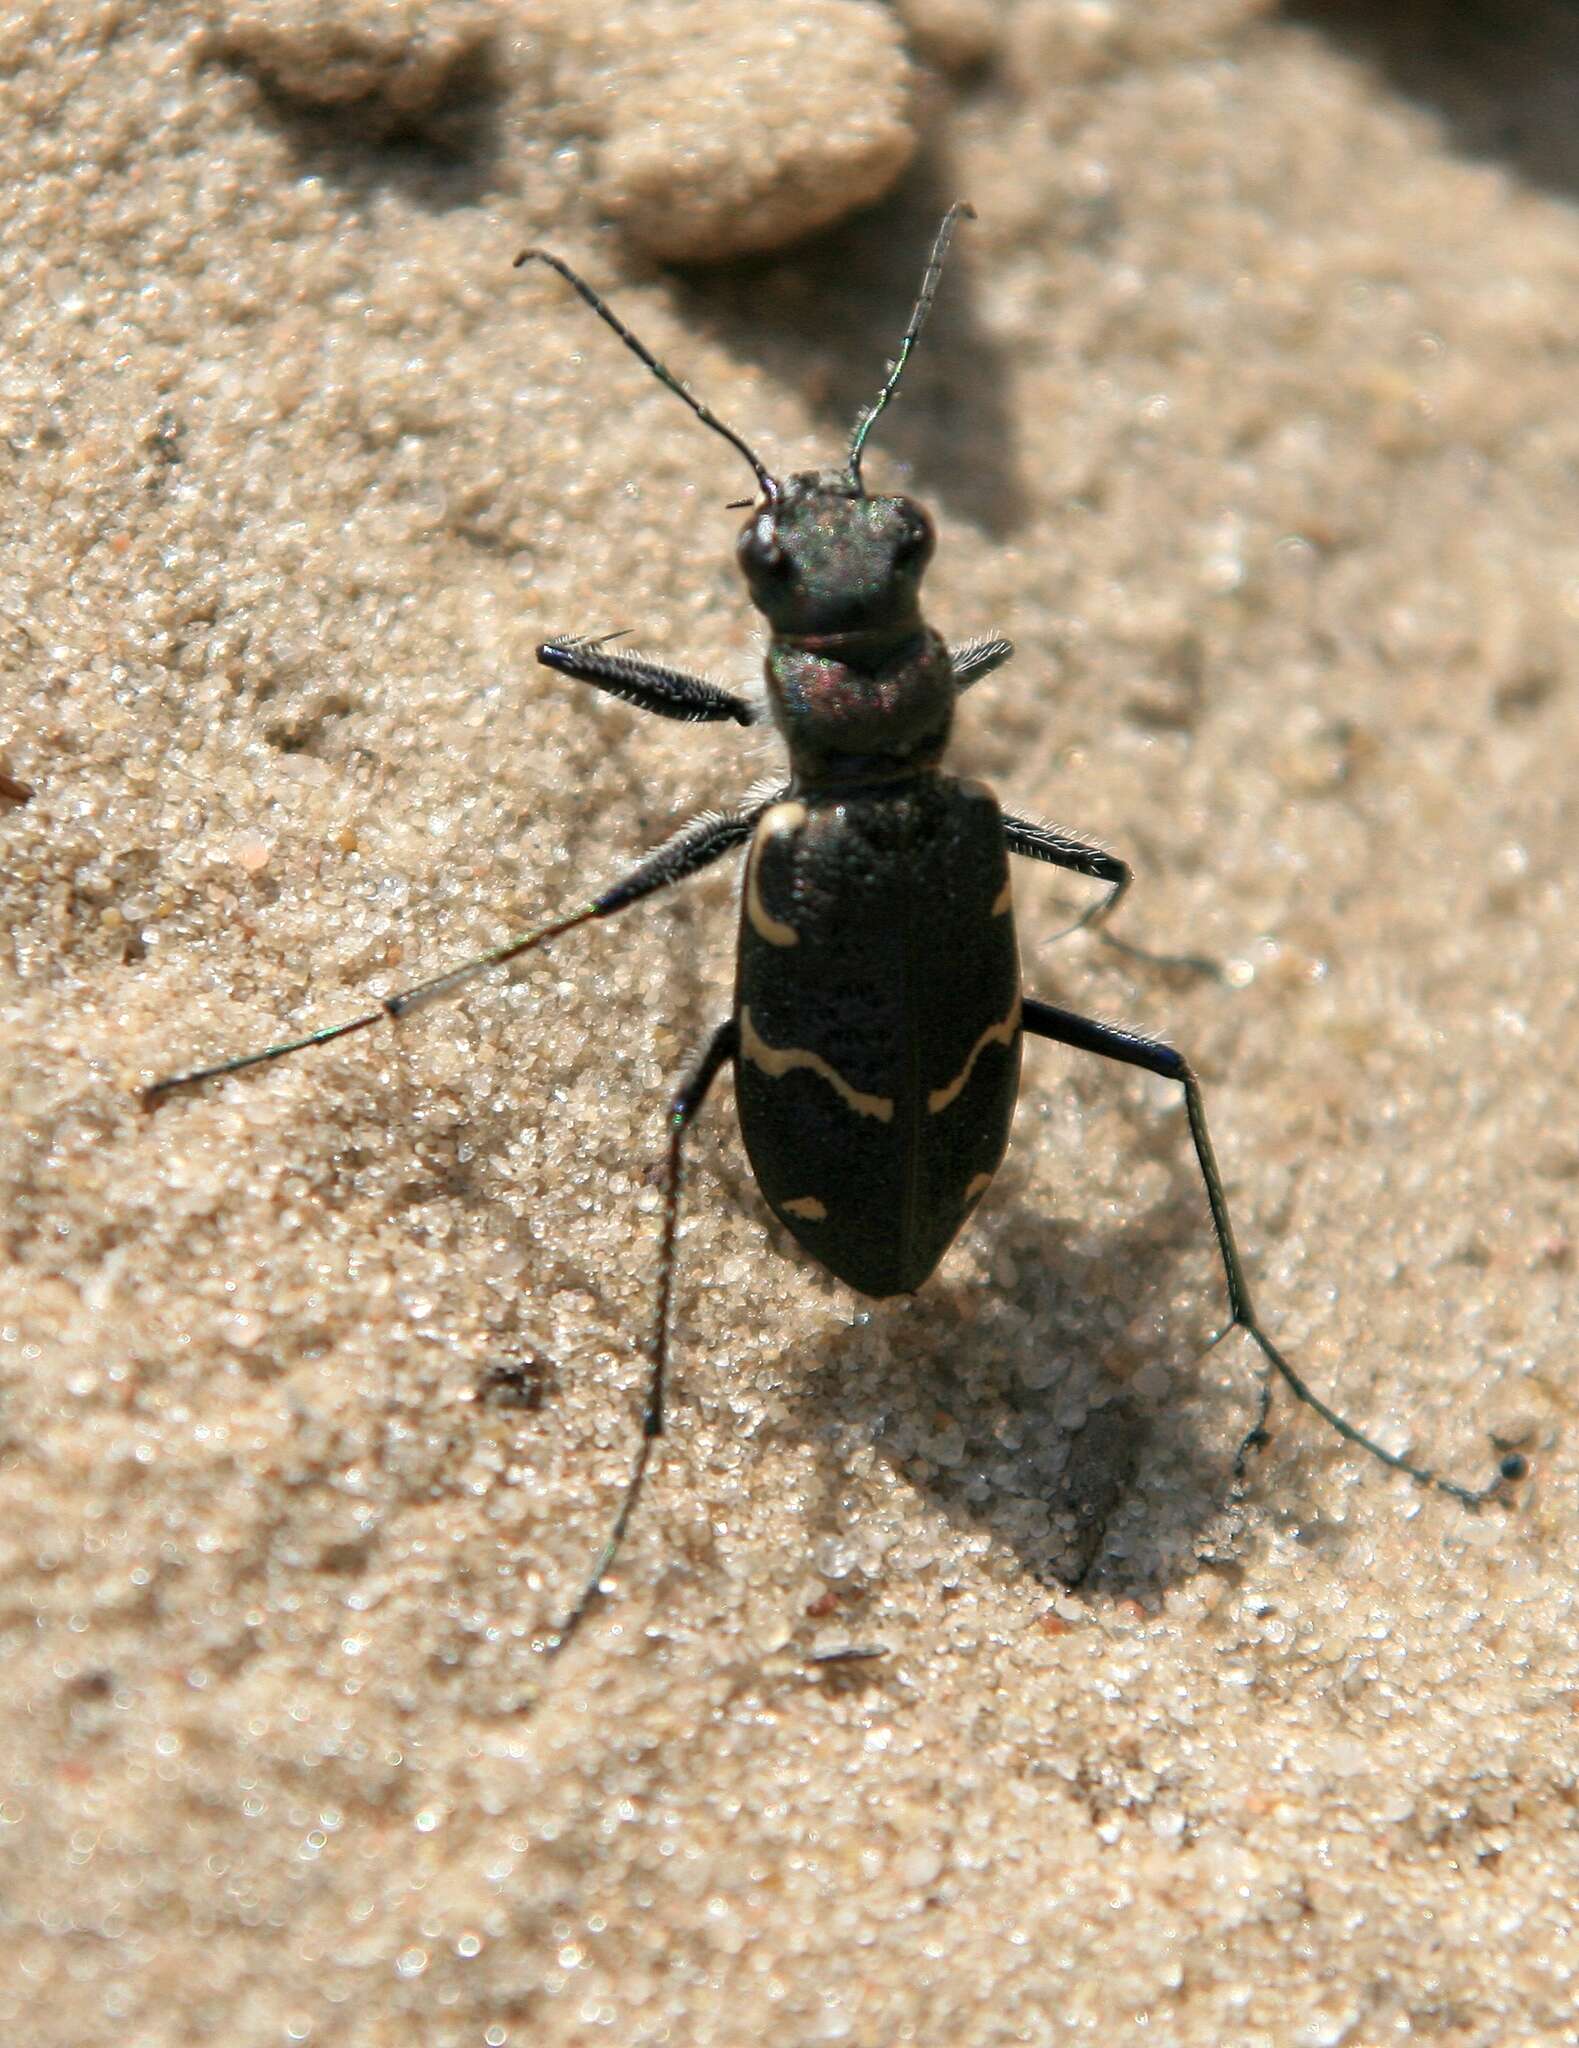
[670,162,1028,541]
[1282,0,1579,199]
[768,1105,1307,1606]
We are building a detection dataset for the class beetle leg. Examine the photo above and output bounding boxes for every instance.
[144,802,772,1105]
[546,1017,740,1655]
[539,633,757,725]
[1021,996,1522,1509]
[950,635,1014,691]
[1006,813,1131,932]
[1007,814,1218,977]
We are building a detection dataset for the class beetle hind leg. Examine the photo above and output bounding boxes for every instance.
[543,1017,739,1658]
[1021,996,1523,1511]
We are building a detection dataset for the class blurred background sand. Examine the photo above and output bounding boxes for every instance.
[2,3,1575,2041]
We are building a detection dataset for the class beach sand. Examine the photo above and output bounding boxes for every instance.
[2,3,1575,2041]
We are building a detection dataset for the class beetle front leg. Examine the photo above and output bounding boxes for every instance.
[544,1017,740,1656]
[539,634,757,726]
[950,635,1014,691]
[1021,996,1523,1509]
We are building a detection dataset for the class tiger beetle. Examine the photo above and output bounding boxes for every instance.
[146,205,1524,1653]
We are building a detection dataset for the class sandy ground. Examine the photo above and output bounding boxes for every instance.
[3,3,1577,2043]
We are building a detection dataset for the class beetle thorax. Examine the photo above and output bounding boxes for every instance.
[764,634,954,785]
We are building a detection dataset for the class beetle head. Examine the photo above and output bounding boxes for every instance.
[749,472,953,781]
[737,470,935,641]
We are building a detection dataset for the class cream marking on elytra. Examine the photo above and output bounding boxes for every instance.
[927,993,1024,1114]
[991,876,1012,918]
[739,1006,895,1122]
[963,1171,993,1205]
[745,802,806,947]
[783,1195,828,1221]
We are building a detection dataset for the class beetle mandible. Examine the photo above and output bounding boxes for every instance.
[147,207,1523,1651]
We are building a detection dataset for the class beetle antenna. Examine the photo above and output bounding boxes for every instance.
[846,201,975,491]
[516,248,777,501]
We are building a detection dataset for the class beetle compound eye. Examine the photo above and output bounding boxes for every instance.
[894,508,935,566]
[738,517,790,579]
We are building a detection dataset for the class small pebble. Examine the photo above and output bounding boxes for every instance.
[551,0,918,263]
[212,0,495,125]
